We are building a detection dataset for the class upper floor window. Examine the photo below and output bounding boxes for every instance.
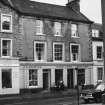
[29,69,38,87]
[34,42,46,62]
[1,39,12,57]
[97,46,103,59]
[35,20,43,35]
[1,14,12,33]
[70,44,80,62]
[71,24,79,38]
[54,22,61,36]
[97,67,103,80]
[92,29,99,37]
[53,43,64,61]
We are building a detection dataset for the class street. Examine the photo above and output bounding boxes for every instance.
[0,96,102,105]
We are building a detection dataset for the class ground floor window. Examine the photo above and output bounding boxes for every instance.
[29,69,38,86]
[97,67,103,80]
[2,69,12,88]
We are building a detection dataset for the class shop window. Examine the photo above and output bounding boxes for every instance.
[97,68,103,80]
[2,69,12,88]
[29,69,38,86]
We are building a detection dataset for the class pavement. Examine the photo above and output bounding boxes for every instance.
[0,89,77,101]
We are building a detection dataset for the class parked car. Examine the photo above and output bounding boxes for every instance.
[80,83,105,103]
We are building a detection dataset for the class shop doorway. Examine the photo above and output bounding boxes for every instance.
[67,69,74,88]
[43,69,51,90]
[55,69,63,85]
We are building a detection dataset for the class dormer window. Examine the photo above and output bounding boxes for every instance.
[92,29,99,37]
[71,24,79,38]
[1,14,12,33]
[54,22,61,36]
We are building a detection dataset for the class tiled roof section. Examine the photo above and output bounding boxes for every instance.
[1,0,92,23]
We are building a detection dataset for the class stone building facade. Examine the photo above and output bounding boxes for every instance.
[0,0,93,95]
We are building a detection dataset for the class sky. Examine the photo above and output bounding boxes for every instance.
[31,0,102,24]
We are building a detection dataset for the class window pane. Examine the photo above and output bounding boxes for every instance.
[2,15,11,31]
[2,40,11,56]
[97,46,102,59]
[54,22,61,35]
[54,44,63,61]
[35,43,45,61]
[71,24,78,37]
[98,68,103,80]
[92,29,99,37]
[2,69,12,88]
[36,20,43,34]
[71,45,79,61]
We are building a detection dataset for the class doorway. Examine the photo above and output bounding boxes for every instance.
[43,69,51,90]
[67,69,74,88]
[55,69,63,85]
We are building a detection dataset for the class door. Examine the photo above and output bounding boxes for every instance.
[67,69,74,88]
[77,69,85,85]
[43,69,50,89]
[55,69,63,85]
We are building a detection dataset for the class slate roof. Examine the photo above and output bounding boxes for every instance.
[1,0,93,23]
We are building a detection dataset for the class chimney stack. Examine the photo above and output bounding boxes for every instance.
[66,0,80,11]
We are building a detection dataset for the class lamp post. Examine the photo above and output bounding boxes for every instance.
[75,67,79,105]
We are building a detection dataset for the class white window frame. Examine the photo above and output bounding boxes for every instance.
[1,38,12,57]
[34,41,47,62]
[71,24,79,38]
[92,29,99,37]
[35,20,43,35]
[28,69,38,88]
[1,14,12,33]
[70,43,80,62]
[96,46,103,60]
[54,22,62,36]
[53,42,64,62]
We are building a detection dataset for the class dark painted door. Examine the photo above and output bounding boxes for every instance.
[67,69,74,88]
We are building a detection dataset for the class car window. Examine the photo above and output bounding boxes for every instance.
[96,84,105,91]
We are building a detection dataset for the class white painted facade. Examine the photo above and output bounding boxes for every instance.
[19,62,93,89]
[92,41,104,85]
[0,58,20,95]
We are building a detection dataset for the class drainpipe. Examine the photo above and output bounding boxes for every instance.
[75,67,79,105]
[101,0,105,104]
